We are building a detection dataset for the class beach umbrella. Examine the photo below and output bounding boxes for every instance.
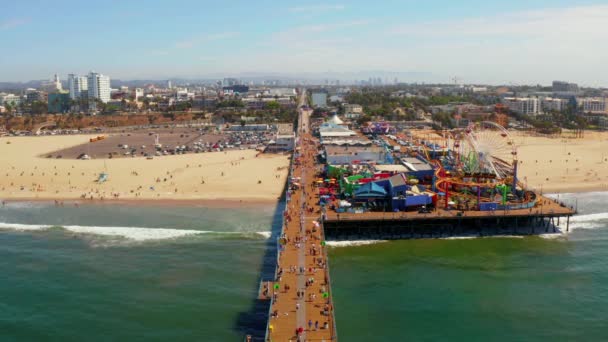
[273,283,280,290]
[322,292,329,298]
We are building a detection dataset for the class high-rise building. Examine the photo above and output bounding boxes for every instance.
[223,78,239,87]
[68,74,89,100]
[552,81,579,94]
[87,72,111,103]
[311,91,328,108]
[53,74,62,91]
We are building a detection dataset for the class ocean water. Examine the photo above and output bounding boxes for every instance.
[0,202,283,341]
[1,192,607,341]
[330,192,608,341]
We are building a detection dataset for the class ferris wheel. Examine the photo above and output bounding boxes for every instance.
[459,121,517,179]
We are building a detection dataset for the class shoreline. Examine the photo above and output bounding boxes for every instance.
[1,186,601,208]
[535,185,608,195]
[0,135,291,206]
[0,196,282,209]
[0,183,602,209]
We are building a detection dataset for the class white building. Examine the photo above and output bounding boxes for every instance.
[41,74,63,93]
[464,86,488,93]
[267,88,296,97]
[67,74,89,100]
[0,93,21,107]
[87,72,111,103]
[133,88,144,101]
[541,97,568,112]
[502,97,539,116]
[344,104,363,114]
[344,104,363,119]
[53,74,62,91]
[579,98,607,114]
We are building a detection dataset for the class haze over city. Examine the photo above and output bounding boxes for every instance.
[1,0,608,86]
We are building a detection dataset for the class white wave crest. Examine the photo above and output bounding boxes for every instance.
[567,222,606,230]
[539,233,566,240]
[325,240,388,248]
[441,236,477,240]
[0,222,48,230]
[62,225,205,241]
[440,235,525,240]
[570,212,608,223]
[255,231,272,239]
[0,222,208,241]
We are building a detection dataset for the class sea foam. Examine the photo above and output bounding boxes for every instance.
[569,212,608,223]
[325,240,388,248]
[255,231,272,239]
[1,222,212,241]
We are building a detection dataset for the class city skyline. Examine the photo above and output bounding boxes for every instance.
[1,0,608,86]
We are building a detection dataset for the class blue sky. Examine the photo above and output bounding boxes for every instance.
[1,0,607,85]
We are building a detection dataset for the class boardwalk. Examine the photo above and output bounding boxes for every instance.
[264,103,337,341]
[325,195,575,222]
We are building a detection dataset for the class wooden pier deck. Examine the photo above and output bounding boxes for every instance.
[263,108,337,341]
[325,195,575,222]
[323,195,576,240]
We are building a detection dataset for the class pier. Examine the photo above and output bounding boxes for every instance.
[259,105,337,341]
[323,197,575,240]
[253,94,576,341]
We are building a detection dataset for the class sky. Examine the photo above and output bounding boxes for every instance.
[1,0,607,86]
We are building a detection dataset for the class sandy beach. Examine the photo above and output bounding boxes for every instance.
[512,132,608,193]
[0,135,290,204]
[515,131,608,194]
[410,128,608,194]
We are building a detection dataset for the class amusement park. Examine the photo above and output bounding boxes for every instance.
[312,117,546,214]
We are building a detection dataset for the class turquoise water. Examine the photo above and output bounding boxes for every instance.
[0,202,282,341]
[330,192,608,341]
[1,192,607,341]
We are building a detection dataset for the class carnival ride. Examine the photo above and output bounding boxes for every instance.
[459,121,517,179]
[324,122,536,212]
[431,122,534,210]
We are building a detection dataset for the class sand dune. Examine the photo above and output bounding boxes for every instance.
[0,135,290,203]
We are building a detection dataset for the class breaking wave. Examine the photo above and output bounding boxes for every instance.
[569,212,608,223]
[0,222,272,242]
[325,240,388,248]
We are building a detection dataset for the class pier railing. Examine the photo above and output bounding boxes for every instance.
[320,215,338,341]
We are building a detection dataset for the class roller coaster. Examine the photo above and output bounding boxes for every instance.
[410,122,536,211]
